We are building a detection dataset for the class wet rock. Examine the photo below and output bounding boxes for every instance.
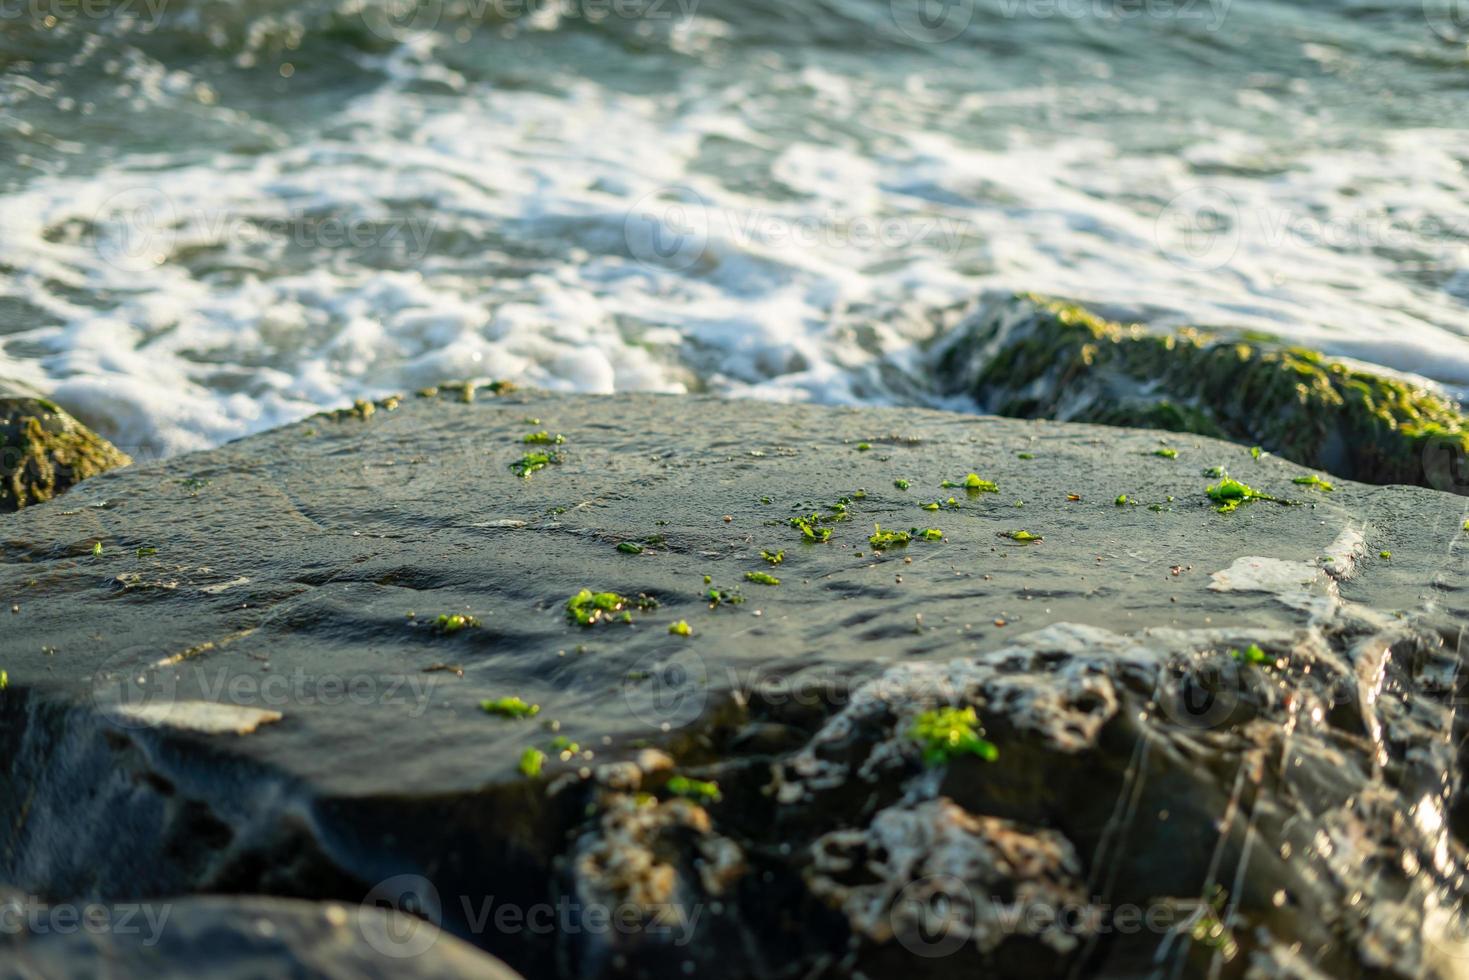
[0,378,131,513]
[930,293,1469,493]
[0,891,524,979]
[1,388,1467,978]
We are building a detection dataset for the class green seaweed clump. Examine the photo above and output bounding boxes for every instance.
[894,479,910,490]
[942,473,998,492]
[790,513,833,543]
[519,747,546,777]
[760,549,784,565]
[910,706,998,765]
[1152,447,1178,459]
[617,542,644,555]
[666,775,721,803]
[869,525,911,550]
[566,589,656,626]
[522,431,565,445]
[745,571,780,586]
[668,620,693,637]
[434,613,480,634]
[1230,642,1272,667]
[1002,530,1042,542]
[706,586,745,607]
[1292,474,1334,492]
[481,696,540,719]
[510,452,558,478]
[1207,478,1278,514]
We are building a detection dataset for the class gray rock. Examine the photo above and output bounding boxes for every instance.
[1,388,1467,978]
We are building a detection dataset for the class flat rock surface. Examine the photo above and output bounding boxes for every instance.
[2,390,1468,978]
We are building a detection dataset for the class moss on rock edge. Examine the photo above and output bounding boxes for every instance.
[933,293,1469,491]
[0,380,131,512]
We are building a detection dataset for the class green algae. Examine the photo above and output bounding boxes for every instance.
[1230,642,1272,667]
[760,549,784,565]
[91,541,103,557]
[942,473,998,492]
[616,542,644,555]
[745,571,780,586]
[519,747,546,777]
[566,589,656,626]
[1115,494,1130,506]
[894,479,910,490]
[855,442,871,452]
[870,525,942,549]
[869,525,911,550]
[481,696,540,719]
[1202,466,1227,478]
[510,452,558,478]
[668,620,693,637]
[939,294,1469,491]
[910,706,998,765]
[666,775,721,803]
[1380,551,1392,560]
[1151,448,1179,459]
[1018,452,1035,460]
[522,431,566,445]
[434,613,480,634]
[1292,474,1334,492]
[1002,530,1042,542]
[790,513,833,543]
[1207,477,1279,514]
[706,586,744,607]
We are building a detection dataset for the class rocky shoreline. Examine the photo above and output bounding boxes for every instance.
[3,379,1468,978]
[932,294,1469,495]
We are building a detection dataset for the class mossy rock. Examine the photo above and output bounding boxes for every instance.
[932,294,1469,492]
[0,379,132,513]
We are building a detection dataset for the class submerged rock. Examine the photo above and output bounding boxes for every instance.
[931,294,1469,493]
[0,378,131,512]
[1,389,1467,979]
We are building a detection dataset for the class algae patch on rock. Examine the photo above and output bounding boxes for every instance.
[0,378,131,512]
[932,293,1469,492]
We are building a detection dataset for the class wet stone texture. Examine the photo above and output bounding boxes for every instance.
[1,388,1468,979]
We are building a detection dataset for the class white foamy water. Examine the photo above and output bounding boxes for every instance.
[1,0,1467,455]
